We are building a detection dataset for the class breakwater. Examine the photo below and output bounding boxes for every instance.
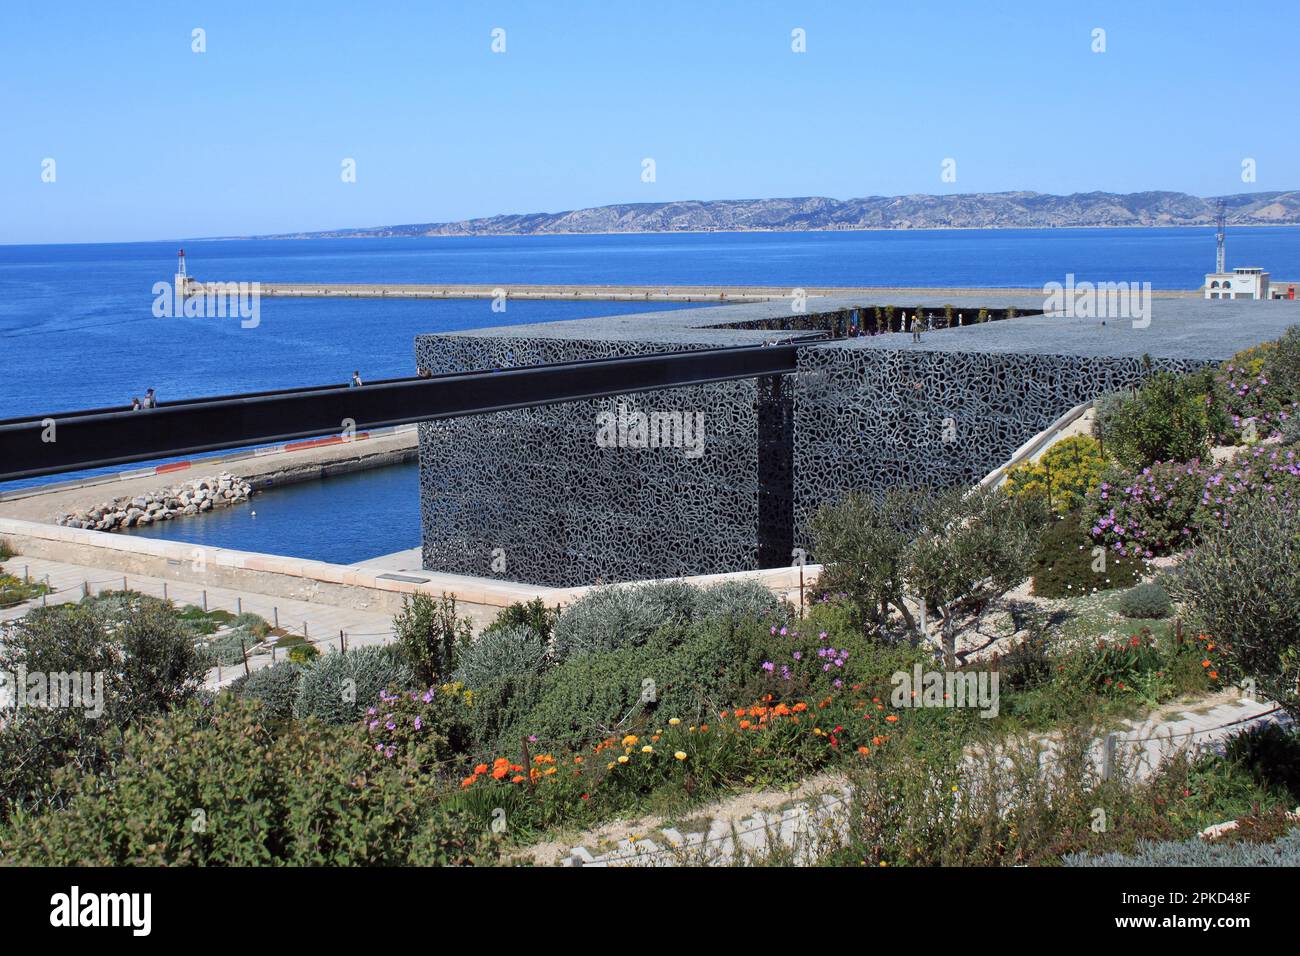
[256,283,1201,301]
[56,473,254,531]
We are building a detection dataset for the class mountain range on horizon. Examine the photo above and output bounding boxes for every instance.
[249,189,1300,240]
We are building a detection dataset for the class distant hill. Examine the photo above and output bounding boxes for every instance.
[255,190,1300,239]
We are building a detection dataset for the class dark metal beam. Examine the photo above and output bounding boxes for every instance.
[0,343,801,481]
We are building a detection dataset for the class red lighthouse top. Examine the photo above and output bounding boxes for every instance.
[178,248,185,258]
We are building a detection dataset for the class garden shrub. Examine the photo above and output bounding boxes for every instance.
[1082,460,1205,557]
[1101,370,1216,470]
[492,618,759,752]
[0,697,453,866]
[2,595,206,728]
[481,597,556,643]
[1030,512,1145,598]
[464,672,547,756]
[363,685,473,770]
[1214,328,1300,441]
[231,661,302,721]
[1171,495,1300,716]
[393,592,472,685]
[1053,630,1190,708]
[691,579,784,625]
[1195,443,1300,532]
[1223,724,1300,802]
[453,624,547,689]
[1115,582,1172,620]
[294,645,415,724]
[288,642,320,664]
[549,580,696,661]
[1063,829,1300,867]
[405,807,500,866]
[1005,434,1106,515]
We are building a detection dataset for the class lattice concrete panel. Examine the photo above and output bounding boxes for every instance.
[415,334,768,588]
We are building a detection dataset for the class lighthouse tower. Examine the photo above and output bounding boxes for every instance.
[175,248,191,298]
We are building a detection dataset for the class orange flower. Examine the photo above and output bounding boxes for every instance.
[792,702,808,713]
[1209,671,1218,679]
[492,765,510,780]
[460,776,476,788]
[740,720,752,730]
[511,774,525,783]
[1202,659,1212,668]
[857,746,870,755]
[473,763,489,775]
[885,714,899,723]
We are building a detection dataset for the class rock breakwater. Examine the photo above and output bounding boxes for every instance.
[55,473,254,531]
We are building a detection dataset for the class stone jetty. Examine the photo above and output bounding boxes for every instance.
[55,473,254,532]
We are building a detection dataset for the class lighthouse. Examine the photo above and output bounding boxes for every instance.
[175,248,192,299]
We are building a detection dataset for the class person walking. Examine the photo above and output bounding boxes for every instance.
[143,387,157,409]
[910,315,921,343]
[350,370,364,387]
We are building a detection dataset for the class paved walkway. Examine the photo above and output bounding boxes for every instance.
[1,555,398,689]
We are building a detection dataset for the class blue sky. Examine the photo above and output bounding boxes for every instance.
[2,0,1297,244]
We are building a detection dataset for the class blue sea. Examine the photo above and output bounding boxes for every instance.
[3,227,1298,561]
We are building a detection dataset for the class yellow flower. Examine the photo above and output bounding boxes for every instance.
[669,717,681,726]
[606,761,616,770]
[621,735,638,747]
[617,755,629,764]
[674,751,687,761]
[641,745,653,754]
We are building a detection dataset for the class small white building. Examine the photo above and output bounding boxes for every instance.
[1204,267,1270,299]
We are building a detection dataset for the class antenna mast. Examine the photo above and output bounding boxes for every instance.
[1214,202,1227,274]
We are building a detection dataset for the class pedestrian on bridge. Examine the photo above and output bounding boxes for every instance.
[350,371,364,387]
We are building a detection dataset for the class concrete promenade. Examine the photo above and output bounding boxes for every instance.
[0,554,398,689]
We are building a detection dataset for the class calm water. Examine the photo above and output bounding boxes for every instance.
[4,228,1298,561]
[123,462,422,564]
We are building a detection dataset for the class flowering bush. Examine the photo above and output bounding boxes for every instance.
[1082,460,1206,558]
[1213,337,1300,442]
[1195,444,1300,531]
[1006,435,1106,515]
[364,682,475,769]
[1054,631,1219,709]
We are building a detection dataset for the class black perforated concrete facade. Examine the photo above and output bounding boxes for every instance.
[415,296,1298,587]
